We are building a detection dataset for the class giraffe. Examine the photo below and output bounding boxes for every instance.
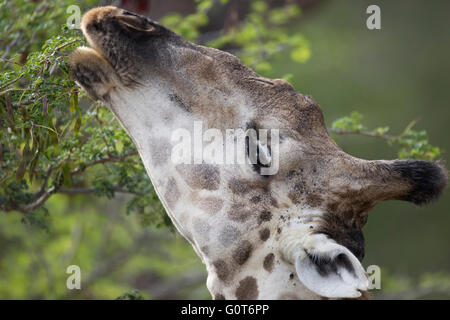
[70,6,447,299]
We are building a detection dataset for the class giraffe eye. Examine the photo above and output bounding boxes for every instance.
[245,122,272,176]
[247,137,272,175]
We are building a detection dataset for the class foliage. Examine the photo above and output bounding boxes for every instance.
[0,0,169,230]
[116,289,145,300]
[163,0,309,74]
[330,111,441,161]
[374,269,450,299]
[0,194,207,299]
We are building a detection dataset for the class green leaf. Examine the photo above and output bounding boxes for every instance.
[115,140,124,153]
[74,115,81,134]
[290,46,311,63]
[62,163,71,188]
[69,91,78,115]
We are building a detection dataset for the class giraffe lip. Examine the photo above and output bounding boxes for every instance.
[79,28,112,67]
[78,28,116,74]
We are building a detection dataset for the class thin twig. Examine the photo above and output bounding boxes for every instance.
[15,186,56,213]
[58,186,144,196]
[328,119,419,142]
[0,75,24,92]
[70,151,139,176]
[328,128,394,140]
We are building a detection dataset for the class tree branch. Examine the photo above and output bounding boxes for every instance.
[3,151,141,214]
[328,119,419,142]
[70,151,139,176]
[7,184,144,214]
[58,186,144,196]
[14,186,56,214]
[328,128,394,140]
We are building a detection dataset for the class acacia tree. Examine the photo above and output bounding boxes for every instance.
[0,0,441,232]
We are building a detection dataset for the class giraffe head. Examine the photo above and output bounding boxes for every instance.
[70,6,447,299]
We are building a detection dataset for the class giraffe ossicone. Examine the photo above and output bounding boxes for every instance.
[70,6,447,300]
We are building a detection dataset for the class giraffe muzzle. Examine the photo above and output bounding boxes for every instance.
[279,226,369,298]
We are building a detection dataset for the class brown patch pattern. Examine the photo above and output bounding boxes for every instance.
[228,204,252,222]
[176,164,221,190]
[197,197,223,214]
[213,259,230,282]
[232,240,253,265]
[235,276,259,300]
[263,253,275,272]
[218,225,240,246]
[259,228,270,241]
[259,210,272,223]
[228,178,252,194]
[306,193,324,207]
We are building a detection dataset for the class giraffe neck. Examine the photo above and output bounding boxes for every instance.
[107,86,320,300]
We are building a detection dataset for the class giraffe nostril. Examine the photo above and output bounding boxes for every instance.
[314,212,366,262]
[344,230,365,261]
[319,229,365,261]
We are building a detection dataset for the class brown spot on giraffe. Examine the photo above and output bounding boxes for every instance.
[218,225,240,246]
[263,253,275,272]
[228,178,252,195]
[232,240,253,265]
[250,194,278,208]
[259,210,272,223]
[306,193,324,207]
[213,259,230,282]
[176,164,221,190]
[235,276,259,300]
[259,228,270,241]
[228,203,252,222]
[197,197,223,214]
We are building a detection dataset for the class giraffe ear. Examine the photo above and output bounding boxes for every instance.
[295,234,369,298]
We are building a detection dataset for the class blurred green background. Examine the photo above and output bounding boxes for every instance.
[0,0,449,299]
